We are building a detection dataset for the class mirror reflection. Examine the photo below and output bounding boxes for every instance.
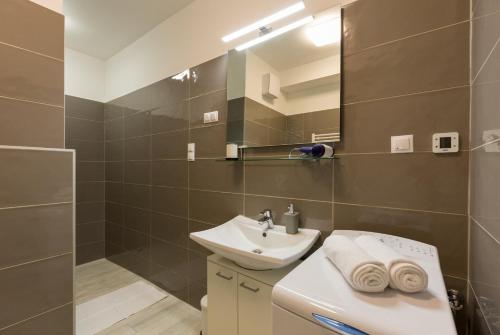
[227,6,342,148]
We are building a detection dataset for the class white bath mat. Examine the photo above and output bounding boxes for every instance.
[76,280,168,335]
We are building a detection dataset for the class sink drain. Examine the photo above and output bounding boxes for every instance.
[252,249,263,254]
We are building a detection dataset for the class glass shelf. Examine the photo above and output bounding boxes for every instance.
[215,156,338,162]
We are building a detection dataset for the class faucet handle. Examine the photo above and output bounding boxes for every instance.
[260,209,272,217]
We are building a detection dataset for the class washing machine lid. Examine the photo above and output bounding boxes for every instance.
[272,230,457,335]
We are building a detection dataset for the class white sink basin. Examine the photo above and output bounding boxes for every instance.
[189,215,320,270]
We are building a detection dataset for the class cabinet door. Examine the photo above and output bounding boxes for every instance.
[238,274,273,335]
[207,262,238,335]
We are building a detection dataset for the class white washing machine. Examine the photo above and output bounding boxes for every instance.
[272,230,457,335]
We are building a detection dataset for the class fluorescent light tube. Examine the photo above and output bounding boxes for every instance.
[222,1,305,43]
[235,16,314,51]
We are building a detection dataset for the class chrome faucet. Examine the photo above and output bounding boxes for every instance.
[256,209,274,232]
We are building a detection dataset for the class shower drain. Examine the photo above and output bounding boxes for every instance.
[252,249,263,254]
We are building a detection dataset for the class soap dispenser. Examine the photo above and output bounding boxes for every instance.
[282,203,299,234]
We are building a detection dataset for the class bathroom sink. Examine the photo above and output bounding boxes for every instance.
[189,215,320,270]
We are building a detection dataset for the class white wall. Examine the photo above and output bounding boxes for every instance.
[104,0,333,102]
[65,48,106,102]
[29,0,63,13]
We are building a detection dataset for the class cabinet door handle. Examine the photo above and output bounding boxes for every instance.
[216,271,233,281]
[240,282,260,293]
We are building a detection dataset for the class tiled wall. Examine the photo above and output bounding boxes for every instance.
[65,96,105,265]
[103,0,471,325]
[0,1,73,334]
[468,0,500,333]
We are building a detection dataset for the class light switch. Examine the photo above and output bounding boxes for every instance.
[391,135,413,153]
[187,143,195,161]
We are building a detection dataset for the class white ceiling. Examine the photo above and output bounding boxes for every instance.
[64,0,195,60]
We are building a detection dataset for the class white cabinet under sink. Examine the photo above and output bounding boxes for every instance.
[207,254,300,335]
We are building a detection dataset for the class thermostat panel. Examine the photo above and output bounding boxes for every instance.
[433,132,459,153]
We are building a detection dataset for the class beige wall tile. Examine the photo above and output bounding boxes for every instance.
[0,0,64,59]
[0,149,73,208]
[0,98,63,148]
[0,204,72,269]
[0,304,72,335]
[0,255,72,329]
[0,44,63,106]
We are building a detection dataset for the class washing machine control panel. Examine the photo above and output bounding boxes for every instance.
[336,230,437,261]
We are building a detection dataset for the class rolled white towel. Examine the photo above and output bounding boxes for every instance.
[323,235,389,293]
[355,235,428,293]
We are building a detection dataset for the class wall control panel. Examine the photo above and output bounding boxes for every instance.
[391,134,414,153]
[433,132,459,153]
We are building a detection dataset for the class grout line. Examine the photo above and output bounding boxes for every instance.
[343,85,470,107]
[472,36,500,84]
[0,41,64,62]
[76,240,105,248]
[0,252,72,272]
[65,115,105,123]
[245,193,332,204]
[188,88,227,100]
[0,201,72,211]
[471,216,500,246]
[0,144,74,153]
[76,220,105,226]
[344,19,471,57]
[0,301,73,332]
[471,138,500,151]
[0,95,64,109]
[333,201,467,217]
[334,149,469,156]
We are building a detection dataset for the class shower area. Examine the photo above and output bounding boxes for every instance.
[66,56,228,334]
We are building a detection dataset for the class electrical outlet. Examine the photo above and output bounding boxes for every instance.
[203,111,219,124]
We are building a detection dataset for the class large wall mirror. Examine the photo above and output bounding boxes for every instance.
[227,6,342,148]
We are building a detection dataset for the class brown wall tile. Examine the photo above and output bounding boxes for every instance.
[151,103,189,133]
[152,160,188,188]
[334,203,468,278]
[77,202,105,224]
[65,96,104,121]
[0,204,72,269]
[152,130,187,159]
[0,0,64,59]
[189,55,227,98]
[334,152,468,214]
[0,44,63,106]
[470,221,500,334]
[0,304,72,335]
[76,222,105,246]
[189,124,226,158]
[470,149,500,241]
[190,90,228,128]
[189,190,243,225]
[344,22,469,103]
[66,118,104,141]
[343,0,469,55]
[471,11,500,80]
[245,160,333,201]
[189,159,243,193]
[76,242,105,265]
[338,87,470,153]
[0,255,72,329]
[152,187,187,217]
[0,98,63,148]
[0,149,73,207]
